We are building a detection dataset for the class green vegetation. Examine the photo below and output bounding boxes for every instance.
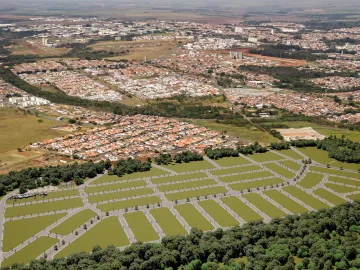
[229,178,283,191]
[162,160,214,173]
[85,180,147,194]
[264,163,296,179]
[151,172,207,184]
[3,213,66,252]
[317,136,360,163]
[125,212,159,242]
[2,237,58,267]
[6,189,79,205]
[348,193,360,200]
[298,172,324,189]
[5,198,83,218]
[283,186,330,210]
[50,209,97,236]
[211,165,262,176]
[280,160,301,171]
[247,152,283,162]
[150,208,187,236]
[311,167,360,178]
[219,171,273,183]
[221,196,263,222]
[174,204,214,231]
[55,217,130,258]
[155,151,203,165]
[199,200,239,227]
[325,183,359,193]
[157,179,216,192]
[263,190,308,214]
[328,176,360,187]
[275,149,303,160]
[243,193,285,219]
[313,188,347,205]
[109,158,151,177]
[213,156,251,167]
[165,186,227,201]
[97,196,162,212]
[88,188,154,203]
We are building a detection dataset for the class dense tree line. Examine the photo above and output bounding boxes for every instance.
[270,142,291,150]
[155,151,203,165]
[289,139,318,148]
[108,158,152,177]
[5,202,360,270]
[317,136,360,163]
[205,148,239,160]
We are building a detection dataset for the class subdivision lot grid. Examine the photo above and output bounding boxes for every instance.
[220,196,263,222]
[282,186,330,210]
[198,200,239,228]
[325,183,359,193]
[151,172,207,184]
[246,152,284,162]
[218,170,272,182]
[243,193,286,219]
[229,178,283,191]
[85,180,148,194]
[213,156,251,167]
[263,163,296,179]
[327,176,360,187]
[150,208,187,236]
[280,160,301,171]
[162,160,215,173]
[298,172,324,189]
[6,189,79,205]
[157,179,217,192]
[124,212,159,242]
[165,186,227,201]
[174,204,214,231]
[313,188,347,205]
[210,164,263,176]
[263,190,308,214]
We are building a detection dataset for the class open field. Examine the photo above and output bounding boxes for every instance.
[328,176,360,187]
[0,108,68,153]
[50,210,97,236]
[157,179,216,192]
[313,188,347,206]
[162,160,214,173]
[3,213,66,252]
[298,172,324,189]
[199,200,239,227]
[211,165,262,176]
[348,193,360,200]
[263,190,308,214]
[243,193,285,219]
[2,237,58,267]
[275,149,303,160]
[151,172,207,184]
[174,204,214,231]
[283,186,330,210]
[247,152,283,163]
[5,198,83,218]
[91,169,169,184]
[310,167,360,179]
[88,188,154,203]
[221,196,263,222]
[325,183,359,193]
[125,212,159,242]
[219,171,272,182]
[264,163,296,179]
[85,180,147,194]
[229,178,283,191]
[55,217,130,258]
[150,208,187,236]
[213,157,251,167]
[7,189,79,205]
[280,160,301,171]
[97,196,162,212]
[165,186,227,201]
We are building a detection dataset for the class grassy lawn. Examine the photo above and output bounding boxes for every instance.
[243,193,285,219]
[50,209,97,236]
[275,149,303,160]
[246,152,284,163]
[5,198,83,218]
[328,176,360,187]
[280,160,301,171]
[151,172,207,184]
[229,178,283,191]
[162,160,214,173]
[310,166,360,179]
[263,190,308,214]
[85,180,147,194]
[174,204,214,231]
[124,212,159,242]
[158,179,216,192]
[219,171,273,183]
[325,183,359,193]
[0,108,68,153]
[165,186,227,201]
[264,163,296,179]
[283,186,330,210]
[91,168,169,185]
[313,188,347,205]
[88,188,154,203]
[3,213,66,252]
[220,196,263,222]
[213,157,251,167]
[150,208,187,236]
[7,189,79,205]
[298,172,324,189]
[198,200,239,227]
[2,237,58,267]
[55,217,130,258]
[97,196,162,212]
[211,165,262,176]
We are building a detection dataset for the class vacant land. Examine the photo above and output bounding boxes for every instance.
[165,186,227,201]
[221,196,263,222]
[88,188,154,203]
[219,171,272,183]
[264,163,296,179]
[162,160,214,173]
[229,178,283,191]
[311,167,360,179]
[211,165,262,176]
[85,180,147,194]
[97,196,162,212]
[263,190,308,214]
[275,149,303,160]
[325,183,359,193]
[158,179,216,192]
[247,152,283,163]
[174,204,214,231]
[151,172,207,184]
[243,193,285,219]
[283,186,330,210]
[313,188,347,205]
[199,200,239,227]
[91,169,169,184]
[298,172,324,189]
[213,156,251,167]
[125,212,159,242]
[280,160,301,171]
[150,208,187,236]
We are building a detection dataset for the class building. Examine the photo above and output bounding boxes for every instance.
[235,27,244,33]
[248,37,258,43]
[229,51,243,59]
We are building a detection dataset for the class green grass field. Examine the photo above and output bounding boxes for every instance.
[151,172,207,184]
[198,200,239,227]
[243,193,285,219]
[283,186,330,210]
[158,179,216,192]
[220,196,263,222]
[55,217,130,258]
[313,188,347,205]
[124,212,159,242]
[211,165,262,176]
[264,163,296,179]
[174,204,214,231]
[347,193,360,200]
[246,152,283,163]
[310,166,360,179]
[263,190,308,214]
[3,213,66,252]
[97,196,162,212]
[150,208,187,236]
[91,168,169,184]
[229,178,283,191]
[162,160,214,173]
[219,171,273,183]
[328,176,360,187]
[298,172,324,189]
[213,157,251,167]
[325,183,359,193]
[85,180,147,194]
[5,198,83,218]
[50,209,97,236]
[88,188,154,203]
[275,149,303,160]
[165,186,227,201]
[280,160,301,171]
[6,189,79,205]
[2,237,58,267]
